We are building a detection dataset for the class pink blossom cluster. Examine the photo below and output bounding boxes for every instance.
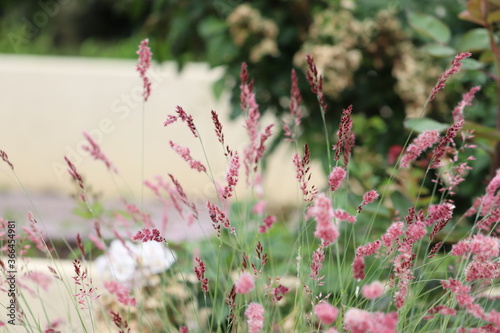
[308,193,338,245]
[428,203,455,240]
[245,303,264,333]
[353,241,381,281]
[164,106,198,138]
[293,144,318,201]
[344,308,397,333]
[82,132,117,173]
[466,169,500,228]
[239,64,274,183]
[103,281,137,306]
[258,215,276,234]
[23,212,47,253]
[283,69,303,142]
[333,209,356,223]
[271,284,290,302]
[381,221,404,247]
[333,105,355,166]
[64,156,85,191]
[131,228,165,243]
[235,273,255,294]
[169,141,206,173]
[400,130,440,168]
[136,38,152,102]
[309,246,325,283]
[440,278,500,326]
[358,190,379,213]
[194,257,209,296]
[361,280,384,299]
[207,201,235,235]
[328,166,346,192]
[0,149,14,170]
[222,152,240,199]
[452,86,481,123]
[72,259,100,309]
[429,52,471,101]
[451,234,499,281]
[305,54,328,113]
[430,120,464,169]
[314,302,338,325]
[211,110,224,144]
[436,131,476,195]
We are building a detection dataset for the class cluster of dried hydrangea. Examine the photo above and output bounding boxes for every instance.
[293,9,367,98]
[292,6,443,118]
[227,4,279,63]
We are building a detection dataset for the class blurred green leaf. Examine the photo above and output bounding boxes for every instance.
[479,50,495,63]
[404,118,449,133]
[422,44,456,57]
[72,202,104,219]
[459,28,490,51]
[408,11,451,44]
[390,191,412,216]
[461,58,485,70]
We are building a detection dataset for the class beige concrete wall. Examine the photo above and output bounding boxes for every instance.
[0,55,324,207]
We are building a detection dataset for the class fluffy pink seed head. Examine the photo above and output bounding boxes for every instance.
[314,302,339,325]
[469,234,499,259]
[344,308,372,333]
[362,281,384,299]
[309,193,339,245]
[362,190,379,205]
[356,241,381,257]
[245,302,264,333]
[136,38,152,101]
[328,167,346,191]
[235,273,255,294]
[400,130,440,168]
[381,222,404,247]
[352,255,365,280]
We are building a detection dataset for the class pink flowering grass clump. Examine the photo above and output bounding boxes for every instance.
[235,273,255,294]
[2,41,499,333]
[314,302,339,325]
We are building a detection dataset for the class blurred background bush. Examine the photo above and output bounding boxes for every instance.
[1,0,499,213]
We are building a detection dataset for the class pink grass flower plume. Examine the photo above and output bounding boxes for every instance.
[429,52,471,101]
[136,38,152,102]
[328,166,346,192]
[222,152,240,199]
[235,272,255,294]
[0,149,14,170]
[82,132,117,173]
[314,302,339,325]
[245,302,264,333]
[104,281,137,306]
[362,280,384,299]
[131,228,165,243]
[169,141,206,173]
[400,130,440,168]
[308,193,339,246]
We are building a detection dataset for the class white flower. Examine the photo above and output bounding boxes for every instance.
[94,239,176,286]
[137,241,176,276]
